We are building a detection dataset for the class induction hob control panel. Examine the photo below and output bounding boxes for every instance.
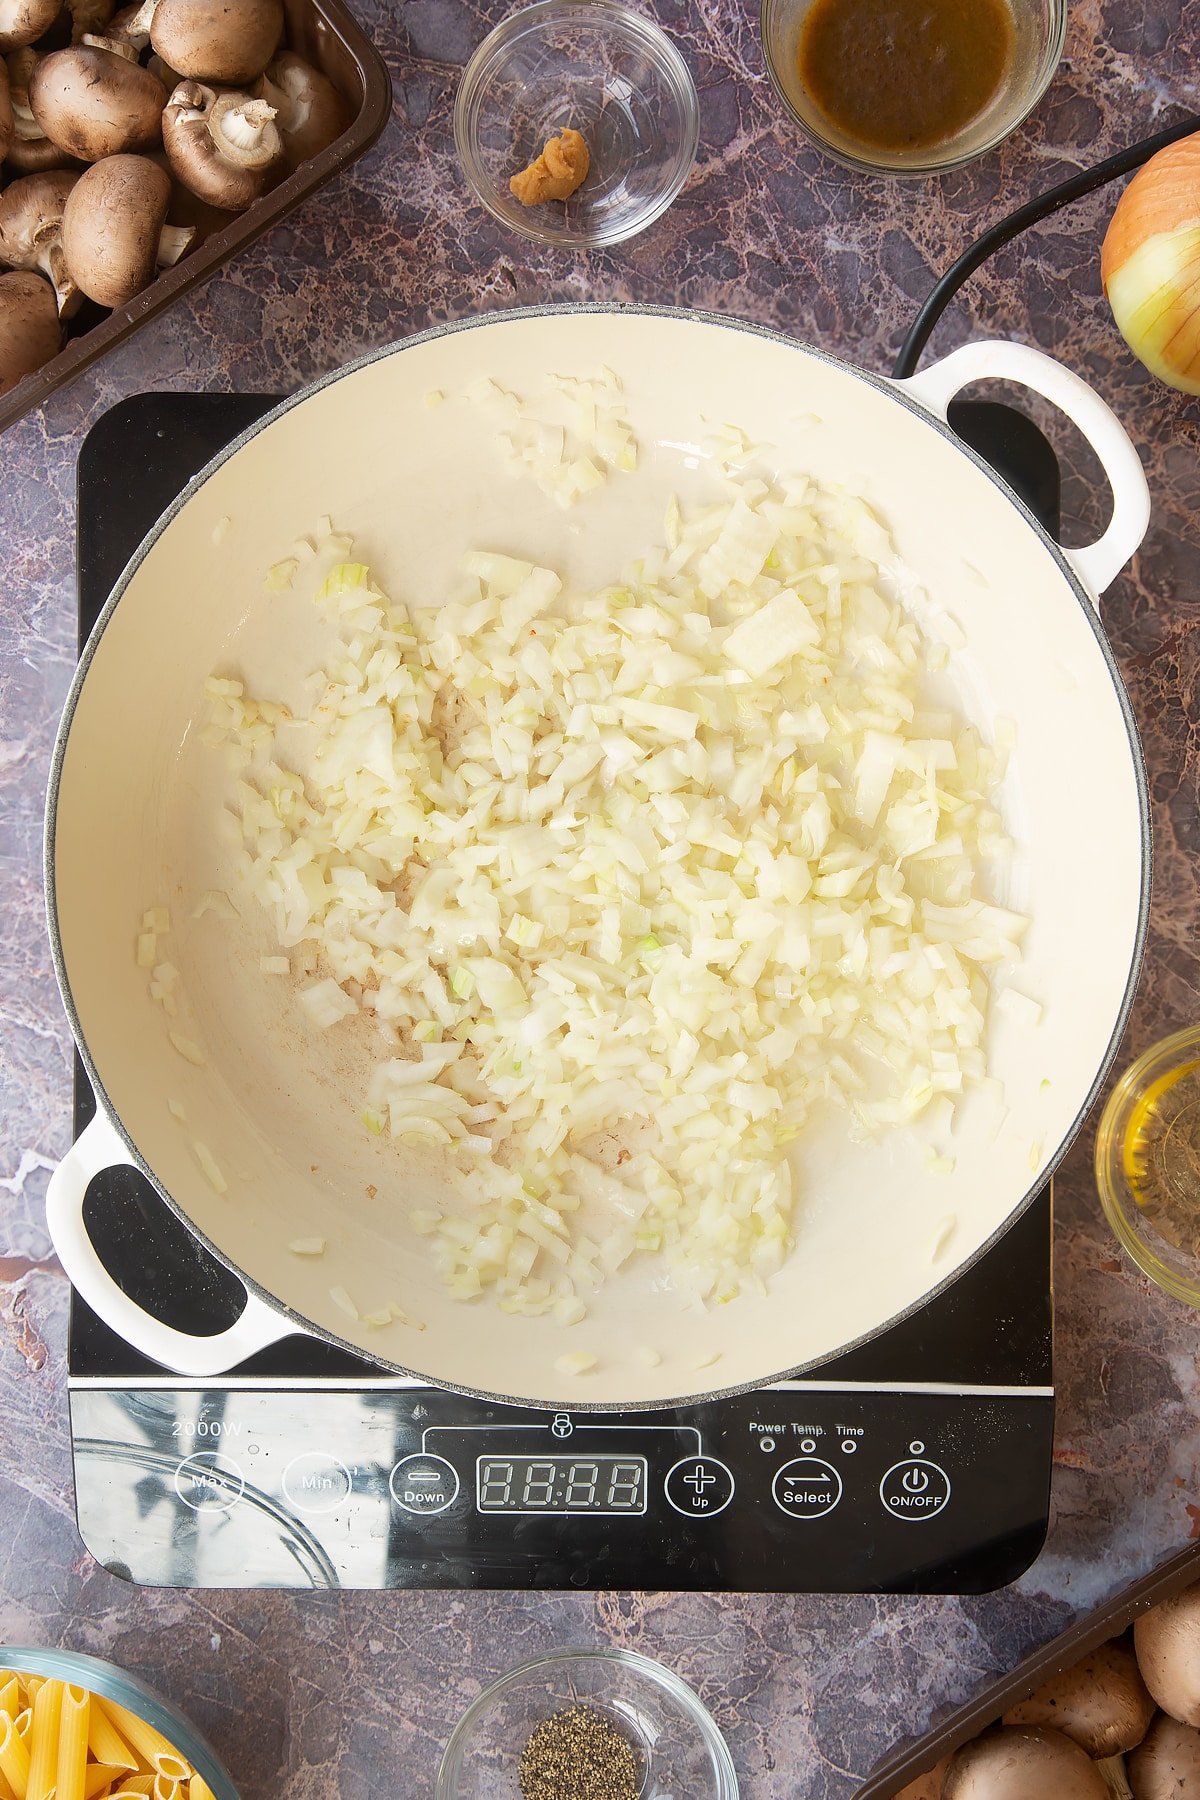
[69,1378,1052,1592]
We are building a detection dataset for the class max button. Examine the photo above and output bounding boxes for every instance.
[879,1458,951,1521]
[174,1452,244,1513]
[390,1453,460,1516]
[664,1456,735,1518]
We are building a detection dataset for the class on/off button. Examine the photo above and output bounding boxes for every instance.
[879,1457,951,1521]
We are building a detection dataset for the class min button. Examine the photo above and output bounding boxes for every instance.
[282,1452,352,1515]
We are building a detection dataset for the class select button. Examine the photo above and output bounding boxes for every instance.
[390,1452,460,1516]
[771,1457,843,1520]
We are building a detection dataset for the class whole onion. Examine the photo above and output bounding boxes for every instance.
[1101,131,1200,396]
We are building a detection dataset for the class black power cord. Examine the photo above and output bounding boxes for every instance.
[892,111,1200,378]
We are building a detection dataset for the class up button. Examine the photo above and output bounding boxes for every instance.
[879,1443,951,1521]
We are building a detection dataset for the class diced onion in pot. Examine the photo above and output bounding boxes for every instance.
[204,463,1022,1316]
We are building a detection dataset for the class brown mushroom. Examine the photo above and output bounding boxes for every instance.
[29,43,166,161]
[142,0,283,85]
[144,50,177,87]
[0,0,59,54]
[0,52,11,162]
[162,80,282,210]
[944,1725,1110,1799]
[0,169,81,313]
[1135,1585,1200,1727]
[0,267,61,394]
[67,0,116,38]
[1004,1641,1157,1759]
[895,1754,952,1798]
[1128,1714,1200,1798]
[5,50,73,173]
[102,0,150,49]
[255,50,349,170]
[60,151,193,305]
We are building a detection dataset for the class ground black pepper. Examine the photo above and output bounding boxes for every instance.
[518,1704,641,1800]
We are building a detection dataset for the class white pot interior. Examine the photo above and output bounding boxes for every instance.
[50,311,1146,1406]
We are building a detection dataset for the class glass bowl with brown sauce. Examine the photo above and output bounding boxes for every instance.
[761,0,1065,175]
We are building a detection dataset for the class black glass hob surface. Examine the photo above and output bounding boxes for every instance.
[67,392,1057,1593]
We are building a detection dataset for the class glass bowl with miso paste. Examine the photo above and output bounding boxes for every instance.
[761,0,1065,174]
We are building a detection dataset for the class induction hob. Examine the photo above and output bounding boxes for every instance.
[67,391,1057,1593]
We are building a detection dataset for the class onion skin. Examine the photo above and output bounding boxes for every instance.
[1101,133,1200,396]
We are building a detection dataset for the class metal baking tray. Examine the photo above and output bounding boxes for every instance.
[0,0,390,434]
[857,1539,1200,1795]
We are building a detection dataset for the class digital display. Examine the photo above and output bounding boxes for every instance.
[476,1455,647,1515]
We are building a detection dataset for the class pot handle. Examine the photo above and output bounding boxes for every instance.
[896,339,1151,602]
[46,1111,300,1377]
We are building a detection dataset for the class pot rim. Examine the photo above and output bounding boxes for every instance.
[44,303,1152,1409]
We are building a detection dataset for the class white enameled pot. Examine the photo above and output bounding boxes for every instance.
[45,308,1150,1408]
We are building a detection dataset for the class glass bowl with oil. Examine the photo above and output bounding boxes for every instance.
[1096,1025,1200,1307]
[761,0,1066,175]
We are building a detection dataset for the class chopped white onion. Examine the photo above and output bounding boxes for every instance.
[206,463,1023,1316]
[192,1142,226,1194]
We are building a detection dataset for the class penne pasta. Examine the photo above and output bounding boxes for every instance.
[56,1685,91,1800]
[151,1756,189,1785]
[0,1671,219,1800]
[96,1702,189,1780]
[27,1678,64,1800]
[82,1763,124,1800]
[87,1704,137,1773]
[0,1707,31,1798]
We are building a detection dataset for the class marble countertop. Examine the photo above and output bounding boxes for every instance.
[1,1,1199,1794]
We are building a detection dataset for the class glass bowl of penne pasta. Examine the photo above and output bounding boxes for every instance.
[0,1651,239,1800]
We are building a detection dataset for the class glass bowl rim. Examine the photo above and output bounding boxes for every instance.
[1094,1023,1200,1307]
[758,0,1068,177]
[453,0,701,247]
[435,1644,740,1799]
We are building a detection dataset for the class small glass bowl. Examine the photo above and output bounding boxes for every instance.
[1095,1024,1200,1307]
[0,1647,240,1799]
[436,1646,739,1800]
[760,0,1066,176]
[454,0,700,247]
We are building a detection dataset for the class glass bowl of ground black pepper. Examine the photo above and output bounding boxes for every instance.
[1096,1024,1200,1308]
[761,0,1066,175]
[436,1647,739,1800]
